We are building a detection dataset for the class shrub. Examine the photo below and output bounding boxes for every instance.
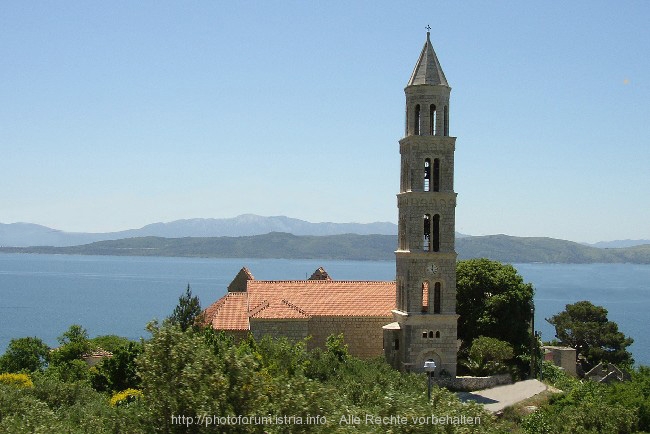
[0,372,34,388]
[110,388,143,407]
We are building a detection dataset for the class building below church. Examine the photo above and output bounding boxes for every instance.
[202,267,395,358]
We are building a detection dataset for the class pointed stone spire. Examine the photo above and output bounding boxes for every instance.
[407,31,449,87]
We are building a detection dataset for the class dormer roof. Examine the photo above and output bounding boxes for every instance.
[407,32,449,87]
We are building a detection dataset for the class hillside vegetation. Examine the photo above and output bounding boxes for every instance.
[1,233,649,263]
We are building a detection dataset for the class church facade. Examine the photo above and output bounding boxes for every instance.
[202,32,459,375]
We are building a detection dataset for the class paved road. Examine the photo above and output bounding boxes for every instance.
[457,379,548,412]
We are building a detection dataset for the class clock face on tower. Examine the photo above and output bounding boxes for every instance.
[426,263,438,275]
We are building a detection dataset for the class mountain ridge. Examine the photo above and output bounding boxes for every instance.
[2,232,649,264]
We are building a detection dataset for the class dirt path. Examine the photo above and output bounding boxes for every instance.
[457,379,548,412]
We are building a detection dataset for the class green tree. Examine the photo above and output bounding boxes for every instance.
[90,341,142,392]
[462,336,514,376]
[547,300,634,369]
[168,284,202,332]
[89,335,133,353]
[0,337,50,373]
[49,324,91,365]
[456,259,534,356]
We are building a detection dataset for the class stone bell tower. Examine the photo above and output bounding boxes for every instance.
[384,31,458,375]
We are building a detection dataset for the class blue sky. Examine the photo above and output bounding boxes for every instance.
[1,1,648,243]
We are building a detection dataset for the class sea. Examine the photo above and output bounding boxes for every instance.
[0,253,648,366]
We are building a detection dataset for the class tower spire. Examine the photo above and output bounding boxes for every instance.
[408,30,448,87]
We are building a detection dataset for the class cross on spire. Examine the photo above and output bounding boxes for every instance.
[425,25,431,32]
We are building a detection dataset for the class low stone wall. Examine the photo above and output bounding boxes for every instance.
[434,374,512,391]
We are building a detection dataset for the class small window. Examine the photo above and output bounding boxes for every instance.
[434,282,441,314]
[421,281,429,312]
[428,331,434,338]
[423,214,431,251]
[424,159,431,191]
[432,214,440,252]
[422,331,427,338]
[433,158,440,192]
[435,331,440,338]
[430,104,437,135]
[443,105,449,136]
[394,339,400,350]
[414,105,421,135]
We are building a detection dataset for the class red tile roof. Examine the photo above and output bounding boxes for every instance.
[203,277,396,330]
[204,292,249,330]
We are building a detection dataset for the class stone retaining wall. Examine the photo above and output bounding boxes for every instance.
[434,373,512,391]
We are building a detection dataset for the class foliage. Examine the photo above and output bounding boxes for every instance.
[540,361,579,392]
[462,336,514,376]
[110,388,144,407]
[89,335,133,353]
[456,259,534,375]
[0,372,34,388]
[167,284,203,332]
[0,336,50,373]
[50,324,92,366]
[547,300,634,369]
[519,362,650,433]
[137,321,231,433]
[90,341,143,392]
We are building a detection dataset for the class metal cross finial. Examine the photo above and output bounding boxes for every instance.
[426,25,431,32]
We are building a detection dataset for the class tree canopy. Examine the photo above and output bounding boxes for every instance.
[0,337,50,373]
[547,300,634,369]
[456,259,534,356]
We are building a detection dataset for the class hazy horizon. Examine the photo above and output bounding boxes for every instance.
[2,214,649,246]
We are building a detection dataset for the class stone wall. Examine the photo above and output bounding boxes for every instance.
[250,318,309,342]
[308,316,389,358]
[434,373,512,392]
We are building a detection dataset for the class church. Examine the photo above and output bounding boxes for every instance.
[202,31,459,376]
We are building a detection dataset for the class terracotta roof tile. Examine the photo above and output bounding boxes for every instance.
[204,292,249,330]
[202,278,397,330]
[247,280,396,317]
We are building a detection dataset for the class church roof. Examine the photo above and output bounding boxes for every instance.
[202,267,396,330]
[407,32,449,87]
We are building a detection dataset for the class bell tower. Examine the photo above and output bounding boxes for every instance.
[384,31,458,375]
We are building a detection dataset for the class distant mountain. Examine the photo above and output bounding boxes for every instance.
[2,233,650,264]
[587,239,650,249]
[0,215,398,247]
[457,235,650,263]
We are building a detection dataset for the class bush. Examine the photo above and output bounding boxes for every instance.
[0,372,34,388]
[110,388,144,407]
[462,336,514,376]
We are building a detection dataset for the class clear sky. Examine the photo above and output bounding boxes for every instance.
[1,1,648,243]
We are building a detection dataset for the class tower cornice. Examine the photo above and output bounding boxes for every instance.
[399,135,456,146]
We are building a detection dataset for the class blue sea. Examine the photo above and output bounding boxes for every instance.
[1,254,648,365]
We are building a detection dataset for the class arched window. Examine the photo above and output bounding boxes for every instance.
[414,105,421,135]
[423,214,431,251]
[422,331,427,338]
[443,105,449,136]
[429,104,437,135]
[434,282,441,314]
[394,339,399,350]
[428,331,434,339]
[424,159,431,191]
[432,214,440,252]
[435,330,440,338]
[433,158,440,192]
[421,281,429,312]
